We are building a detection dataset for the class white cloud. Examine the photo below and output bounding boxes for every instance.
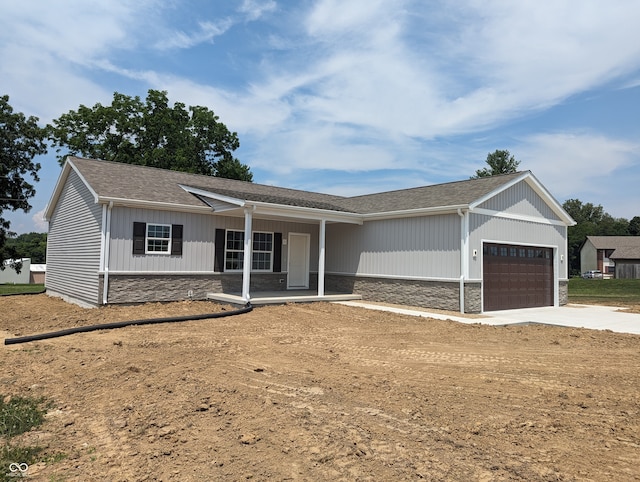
[239,0,277,21]
[519,132,640,199]
[154,19,234,50]
[32,208,48,232]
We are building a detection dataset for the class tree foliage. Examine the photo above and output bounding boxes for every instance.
[0,95,47,272]
[48,89,253,181]
[471,149,521,179]
[5,232,47,263]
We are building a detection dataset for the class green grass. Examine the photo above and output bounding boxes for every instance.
[0,395,57,482]
[568,278,640,305]
[0,284,45,295]
[0,396,49,439]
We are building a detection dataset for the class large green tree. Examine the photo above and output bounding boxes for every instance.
[0,95,47,272]
[48,89,253,181]
[471,149,521,179]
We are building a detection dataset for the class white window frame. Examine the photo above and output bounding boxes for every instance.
[146,223,172,254]
[224,229,274,272]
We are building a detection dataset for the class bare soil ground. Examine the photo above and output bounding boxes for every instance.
[2,294,640,481]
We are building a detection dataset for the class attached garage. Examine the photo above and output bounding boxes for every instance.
[483,242,554,311]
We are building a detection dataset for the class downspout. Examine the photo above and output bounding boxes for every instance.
[457,208,468,313]
[102,201,113,305]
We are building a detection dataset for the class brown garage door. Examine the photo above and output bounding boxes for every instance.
[483,243,553,311]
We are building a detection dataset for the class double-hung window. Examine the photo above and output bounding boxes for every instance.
[225,230,273,271]
[146,224,172,253]
[132,222,183,256]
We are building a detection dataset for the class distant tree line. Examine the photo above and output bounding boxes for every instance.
[5,232,47,264]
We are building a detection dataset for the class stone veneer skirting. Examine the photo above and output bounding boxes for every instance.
[559,280,569,306]
[100,273,318,304]
[325,274,482,313]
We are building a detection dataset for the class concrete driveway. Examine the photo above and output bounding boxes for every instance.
[484,304,640,335]
[338,301,640,335]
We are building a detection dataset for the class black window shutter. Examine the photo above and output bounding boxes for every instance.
[171,224,183,255]
[133,222,146,255]
[214,228,225,272]
[273,232,282,272]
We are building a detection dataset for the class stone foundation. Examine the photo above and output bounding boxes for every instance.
[325,274,481,313]
[100,273,319,304]
[559,280,569,306]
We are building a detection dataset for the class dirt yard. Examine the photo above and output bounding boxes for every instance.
[2,294,640,481]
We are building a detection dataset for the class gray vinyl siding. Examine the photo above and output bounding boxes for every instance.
[326,215,461,279]
[580,239,597,272]
[478,181,561,221]
[468,213,568,280]
[46,170,102,305]
[108,208,319,273]
[109,208,216,272]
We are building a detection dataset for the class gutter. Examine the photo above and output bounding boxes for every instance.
[457,208,470,313]
[102,201,113,305]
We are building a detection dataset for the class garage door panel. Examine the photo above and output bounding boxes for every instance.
[483,243,553,311]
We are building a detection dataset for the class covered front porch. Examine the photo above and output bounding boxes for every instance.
[183,184,364,305]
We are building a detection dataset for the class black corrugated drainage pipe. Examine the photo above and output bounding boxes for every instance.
[4,302,253,345]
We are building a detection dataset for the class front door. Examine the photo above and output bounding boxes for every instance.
[288,233,310,289]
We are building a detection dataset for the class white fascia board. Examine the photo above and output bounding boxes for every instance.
[178,184,245,208]
[251,201,363,225]
[523,173,576,226]
[469,171,576,226]
[97,197,214,214]
[44,157,100,221]
[361,204,468,221]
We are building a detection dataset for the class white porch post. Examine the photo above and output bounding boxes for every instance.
[318,219,326,296]
[242,206,253,301]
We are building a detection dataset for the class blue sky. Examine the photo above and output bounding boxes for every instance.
[2,0,640,234]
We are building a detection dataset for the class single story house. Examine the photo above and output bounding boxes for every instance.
[581,236,640,279]
[44,157,575,312]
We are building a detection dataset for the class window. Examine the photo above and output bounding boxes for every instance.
[147,224,171,253]
[132,222,183,256]
[225,230,273,271]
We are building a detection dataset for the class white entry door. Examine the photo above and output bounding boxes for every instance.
[288,233,310,289]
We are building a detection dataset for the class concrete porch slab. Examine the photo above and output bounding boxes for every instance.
[207,290,362,306]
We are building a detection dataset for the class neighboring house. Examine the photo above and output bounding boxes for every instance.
[0,258,31,284]
[581,236,640,279]
[30,264,46,284]
[44,157,575,312]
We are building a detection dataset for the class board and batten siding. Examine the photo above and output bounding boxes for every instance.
[326,214,461,279]
[108,208,320,273]
[467,214,568,280]
[46,169,103,306]
[109,208,216,272]
[478,181,562,222]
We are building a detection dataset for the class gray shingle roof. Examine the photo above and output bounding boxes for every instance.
[586,236,640,250]
[68,157,527,215]
[610,246,640,260]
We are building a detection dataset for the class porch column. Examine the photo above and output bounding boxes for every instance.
[318,219,326,296]
[242,206,253,301]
